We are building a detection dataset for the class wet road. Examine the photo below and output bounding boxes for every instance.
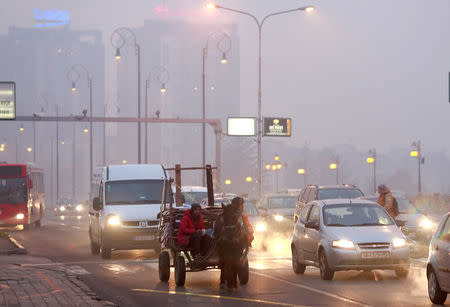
[7,214,448,307]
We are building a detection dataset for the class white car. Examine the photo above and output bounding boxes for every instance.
[291,199,410,280]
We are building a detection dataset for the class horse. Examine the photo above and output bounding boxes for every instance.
[214,204,248,289]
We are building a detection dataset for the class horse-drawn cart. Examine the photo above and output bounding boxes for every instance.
[157,164,249,287]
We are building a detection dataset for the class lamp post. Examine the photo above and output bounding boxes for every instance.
[202,31,231,186]
[410,141,423,193]
[367,149,377,193]
[68,64,93,185]
[265,155,284,193]
[207,3,314,197]
[112,27,142,164]
[145,67,169,164]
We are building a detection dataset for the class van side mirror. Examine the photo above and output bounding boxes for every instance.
[93,197,102,211]
[395,219,406,227]
[305,221,319,230]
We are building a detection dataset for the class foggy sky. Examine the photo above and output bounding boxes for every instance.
[1,0,449,154]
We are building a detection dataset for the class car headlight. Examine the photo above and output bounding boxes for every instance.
[59,206,66,211]
[392,238,407,248]
[107,215,121,226]
[75,204,83,212]
[332,239,355,249]
[255,222,267,232]
[274,215,284,222]
[16,213,24,220]
[419,217,433,230]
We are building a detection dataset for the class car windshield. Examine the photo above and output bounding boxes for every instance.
[323,204,393,226]
[183,191,208,205]
[318,188,363,200]
[105,180,164,205]
[0,178,27,204]
[268,197,297,209]
[397,198,417,214]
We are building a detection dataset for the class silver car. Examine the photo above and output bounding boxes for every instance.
[291,199,410,280]
[426,212,450,304]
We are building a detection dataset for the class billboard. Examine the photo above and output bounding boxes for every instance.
[227,117,256,136]
[263,117,291,137]
[0,82,16,120]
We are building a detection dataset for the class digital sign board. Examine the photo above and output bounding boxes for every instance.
[0,82,16,120]
[263,117,291,137]
[227,117,256,136]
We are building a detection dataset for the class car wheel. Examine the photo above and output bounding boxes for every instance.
[238,258,249,284]
[292,246,306,274]
[428,268,448,304]
[395,268,409,279]
[159,251,170,282]
[174,255,186,286]
[319,250,334,280]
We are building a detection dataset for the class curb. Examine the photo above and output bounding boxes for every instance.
[0,235,27,255]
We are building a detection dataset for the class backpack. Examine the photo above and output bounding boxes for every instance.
[392,196,399,217]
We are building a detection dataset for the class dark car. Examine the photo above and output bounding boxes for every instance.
[427,212,450,304]
[294,184,364,222]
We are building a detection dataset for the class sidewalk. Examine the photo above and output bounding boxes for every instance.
[0,236,115,306]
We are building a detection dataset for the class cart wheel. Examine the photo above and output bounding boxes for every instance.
[159,251,170,282]
[238,258,249,285]
[174,255,186,286]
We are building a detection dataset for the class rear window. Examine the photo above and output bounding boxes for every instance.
[317,188,363,200]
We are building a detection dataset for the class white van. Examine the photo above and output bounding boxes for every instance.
[89,164,168,259]
[176,186,208,205]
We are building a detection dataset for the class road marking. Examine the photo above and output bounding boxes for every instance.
[132,288,309,307]
[21,259,158,267]
[252,271,372,307]
[71,226,81,230]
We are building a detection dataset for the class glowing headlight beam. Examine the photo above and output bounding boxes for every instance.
[332,239,355,249]
[419,218,433,230]
[107,216,121,226]
[16,213,25,220]
[274,215,284,222]
[255,222,267,232]
[392,238,406,248]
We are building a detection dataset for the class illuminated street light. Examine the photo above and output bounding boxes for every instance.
[206,3,217,9]
[225,179,231,185]
[1,143,4,148]
[277,163,282,169]
[122,160,127,164]
[27,147,32,152]
[83,128,89,133]
[160,83,167,93]
[271,164,277,170]
[19,126,24,132]
[0,147,4,152]
[61,141,65,145]
[265,164,271,170]
[246,177,253,182]
[274,155,279,161]
[410,150,418,157]
[305,6,315,13]
[367,149,377,193]
[330,161,339,184]
[410,141,423,193]
[366,157,375,164]
[220,53,228,64]
[115,48,121,60]
[297,168,305,174]
[71,81,76,92]
[329,163,337,170]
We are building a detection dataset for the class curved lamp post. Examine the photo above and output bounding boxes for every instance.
[111,27,142,164]
[207,3,314,197]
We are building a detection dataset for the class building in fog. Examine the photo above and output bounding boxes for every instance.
[0,25,105,204]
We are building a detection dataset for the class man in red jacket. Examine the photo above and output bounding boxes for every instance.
[178,203,205,256]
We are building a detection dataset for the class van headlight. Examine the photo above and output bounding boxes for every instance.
[75,204,83,212]
[107,215,121,226]
[332,239,355,249]
[419,217,433,230]
[255,222,267,232]
[274,215,284,222]
[16,213,25,220]
[392,238,406,248]
[59,206,66,212]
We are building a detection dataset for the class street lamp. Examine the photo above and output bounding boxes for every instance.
[112,27,142,164]
[246,176,253,182]
[367,149,377,193]
[329,162,339,184]
[202,31,231,186]
[68,64,93,186]
[297,168,306,187]
[225,179,231,185]
[411,141,423,193]
[144,66,169,163]
[209,3,314,197]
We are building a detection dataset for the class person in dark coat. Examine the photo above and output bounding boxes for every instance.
[178,203,205,256]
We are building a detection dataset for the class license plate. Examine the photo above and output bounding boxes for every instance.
[134,235,154,241]
[362,251,390,259]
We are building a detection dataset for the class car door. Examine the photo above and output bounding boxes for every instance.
[294,205,312,262]
[303,205,321,262]
[436,216,450,290]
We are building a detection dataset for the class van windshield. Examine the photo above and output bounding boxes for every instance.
[105,180,164,205]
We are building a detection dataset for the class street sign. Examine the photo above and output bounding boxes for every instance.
[227,117,256,136]
[263,117,291,137]
[0,82,16,120]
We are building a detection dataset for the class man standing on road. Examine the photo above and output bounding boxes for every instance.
[377,184,396,218]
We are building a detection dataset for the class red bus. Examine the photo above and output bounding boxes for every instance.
[0,163,45,229]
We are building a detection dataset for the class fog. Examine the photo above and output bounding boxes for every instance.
[1,0,450,202]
